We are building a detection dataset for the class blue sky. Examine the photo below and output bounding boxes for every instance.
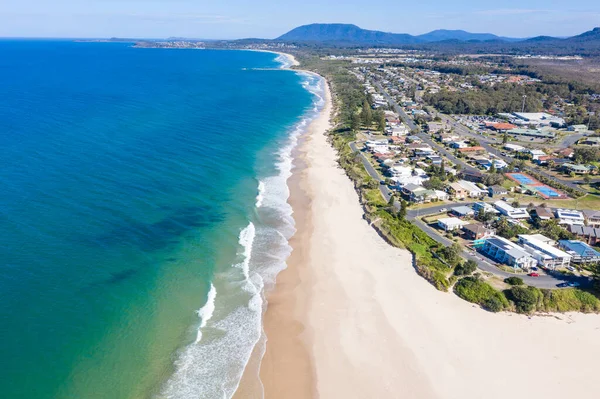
[1,0,599,39]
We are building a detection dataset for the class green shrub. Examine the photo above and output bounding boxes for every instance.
[454,259,478,276]
[504,276,524,286]
[507,286,542,313]
[454,277,508,312]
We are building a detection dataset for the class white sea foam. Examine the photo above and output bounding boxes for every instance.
[195,283,217,343]
[160,71,327,399]
[255,180,266,208]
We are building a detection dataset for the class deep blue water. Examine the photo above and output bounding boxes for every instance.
[0,41,319,398]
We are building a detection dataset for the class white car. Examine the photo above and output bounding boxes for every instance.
[567,266,576,272]
[439,208,448,213]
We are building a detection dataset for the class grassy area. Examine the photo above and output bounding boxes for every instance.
[544,194,600,210]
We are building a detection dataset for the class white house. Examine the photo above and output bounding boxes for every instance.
[458,180,487,198]
[437,217,467,232]
[555,209,585,226]
[527,149,546,160]
[494,200,530,219]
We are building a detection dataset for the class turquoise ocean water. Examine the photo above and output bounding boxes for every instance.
[0,41,324,398]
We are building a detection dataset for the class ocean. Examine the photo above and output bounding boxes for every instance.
[0,41,324,398]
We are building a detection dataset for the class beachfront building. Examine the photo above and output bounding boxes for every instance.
[437,217,467,232]
[584,210,600,228]
[558,240,600,265]
[493,201,530,219]
[555,209,585,226]
[518,234,572,269]
[480,235,537,270]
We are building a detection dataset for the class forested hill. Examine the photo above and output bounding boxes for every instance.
[275,24,600,55]
[276,23,516,45]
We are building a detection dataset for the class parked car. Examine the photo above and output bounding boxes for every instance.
[528,272,540,277]
[568,282,581,287]
[567,266,576,272]
[556,282,569,288]
[439,208,447,213]
[531,267,538,271]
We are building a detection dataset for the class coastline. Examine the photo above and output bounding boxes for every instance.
[254,73,600,398]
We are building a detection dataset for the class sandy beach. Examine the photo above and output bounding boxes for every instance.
[255,76,600,399]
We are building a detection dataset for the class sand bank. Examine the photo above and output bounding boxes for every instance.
[256,77,600,399]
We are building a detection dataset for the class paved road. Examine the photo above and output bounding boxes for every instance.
[348,141,591,288]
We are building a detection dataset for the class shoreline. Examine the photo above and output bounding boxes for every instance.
[252,71,600,398]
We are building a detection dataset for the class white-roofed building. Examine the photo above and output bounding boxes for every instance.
[555,209,585,226]
[518,234,572,269]
[494,201,530,219]
[437,217,468,232]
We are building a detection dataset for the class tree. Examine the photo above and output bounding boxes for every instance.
[455,259,478,276]
[351,112,361,131]
[439,243,462,267]
[375,110,386,132]
[361,100,373,126]
[584,174,592,185]
[398,200,408,220]
[489,163,497,174]
[502,132,508,144]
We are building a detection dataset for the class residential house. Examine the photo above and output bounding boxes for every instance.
[494,200,530,219]
[402,183,428,203]
[459,169,484,183]
[451,206,475,218]
[488,185,508,197]
[458,146,486,155]
[481,235,537,269]
[457,180,487,198]
[558,148,574,158]
[583,210,600,228]
[532,207,554,220]
[450,141,469,149]
[437,217,467,232]
[582,137,600,146]
[558,240,600,264]
[527,149,546,160]
[563,163,590,175]
[567,225,600,246]
[555,209,585,226]
[504,143,525,152]
[448,182,468,199]
[462,223,495,240]
[473,202,500,215]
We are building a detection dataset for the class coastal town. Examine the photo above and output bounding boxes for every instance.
[225,43,600,306]
[345,55,600,291]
